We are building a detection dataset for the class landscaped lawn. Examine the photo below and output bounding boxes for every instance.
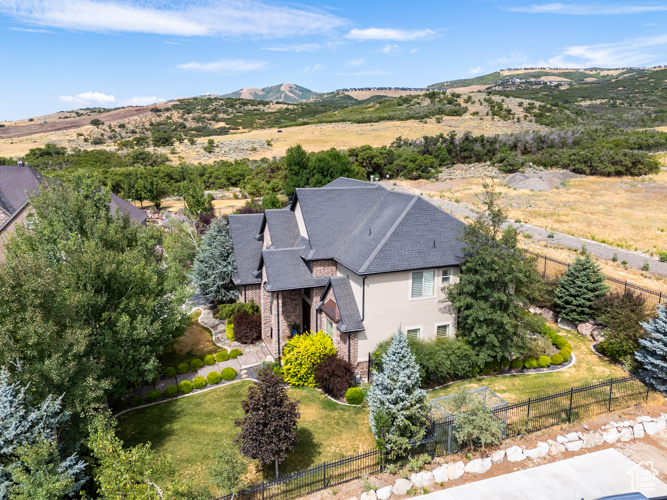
[427,327,628,402]
[158,311,221,368]
[116,381,374,485]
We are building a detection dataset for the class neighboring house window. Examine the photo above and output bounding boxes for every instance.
[411,270,435,298]
[441,268,451,285]
[406,327,421,340]
[436,324,451,339]
[26,215,36,230]
[326,319,334,337]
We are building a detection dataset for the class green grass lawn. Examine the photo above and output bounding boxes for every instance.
[427,327,628,402]
[158,311,221,368]
[116,381,375,485]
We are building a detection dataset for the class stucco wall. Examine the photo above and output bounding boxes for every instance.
[0,206,30,265]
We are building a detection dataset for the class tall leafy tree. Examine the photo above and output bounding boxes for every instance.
[445,185,539,364]
[0,181,188,445]
[163,214,201,281]
[555,255,608,324]
[191,216,239,302]
[0,368,86,500]
[235,368,300,478]
[636,305,667,393]
[285,145,365,194]
[367,331,429,459]
[182,182,214,217]
[284,144,309,195]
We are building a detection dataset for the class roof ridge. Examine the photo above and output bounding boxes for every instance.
[263,246,306,253]
[358,195,418,274]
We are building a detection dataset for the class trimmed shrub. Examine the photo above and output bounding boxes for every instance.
[221,367,237,381]
[314,355,355,398]
[501,357,511,369]
[215,300,260,320]
[226,321,235,341]
[216,350,230,362]
[537,355,552,368]
[282,331,336,387]
[207,371,222,384]
[233,310,262,344]
[164,385,178,398]
[130,395,144,407]
[550,353,564,365]
[345,387,365,405]
[163,366,176,378]
[146,390,162,403]
[177,362,189,375]
[178,380,193,394]
[510,358,523,369]
[554,336,569,349]
[193,376,207,389]
[229,349,243,359]
[524,357,537,369]
[203,354,216,365]
[190,358,204,371]
[560,346,572,361]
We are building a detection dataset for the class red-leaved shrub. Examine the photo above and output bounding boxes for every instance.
[314,355,355,399]
[233,310,262,344]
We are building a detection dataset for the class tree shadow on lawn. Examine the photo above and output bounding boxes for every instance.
[262,427,322,479]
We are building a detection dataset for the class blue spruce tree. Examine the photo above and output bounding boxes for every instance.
[191,217,239,302]
[636,304,667,393]
[367,331,429,459]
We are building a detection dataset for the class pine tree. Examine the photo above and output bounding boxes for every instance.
[554,255,609,324]
[191,217,239,302]
[367,331,429,459]
[234,368,300,479]
[636,304,667,393]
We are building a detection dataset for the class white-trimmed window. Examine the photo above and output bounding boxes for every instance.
[436,323,451,339]
[441,268,451,285]
[406,327,421,340]
[325,319,334,337]
[411,270,435,298]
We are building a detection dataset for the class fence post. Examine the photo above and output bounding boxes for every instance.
[430,419,436,459]
[624,282,628,293]
[323,461,326,489]
[608,379,614,412]
[262,480,265,500]
[568,387,574,423]
[660,291,663,306]
[647,383,651,402]
[367,353,371,382]
[543,256,547,278]
[527,397,531,420]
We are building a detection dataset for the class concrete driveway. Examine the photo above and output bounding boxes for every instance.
[414,449,667,500]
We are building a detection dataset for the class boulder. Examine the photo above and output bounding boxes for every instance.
[622,421,635,428]
[636,416,653,423]
[564,432,579,442]
[464,458,492,474]
[410,471,434,488]
[376,486,392,500]
[583,432,604,449]
[432,465,448,483]
[602,428,620,443]
[619,428,633,442]
[529,306,557,323]
[564,440,583,452]
[655,416,667,432]
[523,442,549,459]
[633,423,645,439]
[591,328,605,342]
[490,449,505,464]
[347,497,359,500]
[577,432,585,440]
[643,421,660,435]
[582,424,589,430]
[392,479,412,496]
[506,446,526,462]
[361,492,377,500]
[558,317,576,330]
[547,439,566,456]
[448,461,465,480]
[577,322,595,337]
[556,435,568,444]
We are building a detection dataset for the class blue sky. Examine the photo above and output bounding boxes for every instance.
[1,0,666,120]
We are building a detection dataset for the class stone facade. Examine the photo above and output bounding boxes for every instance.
[268,289,302,358]
[239,284,261,304]
[311,259,337,277]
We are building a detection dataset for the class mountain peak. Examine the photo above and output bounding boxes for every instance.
[223,83,318,103]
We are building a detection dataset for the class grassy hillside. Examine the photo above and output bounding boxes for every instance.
[223,83,319,102]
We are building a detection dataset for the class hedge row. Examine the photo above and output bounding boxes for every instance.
[162,349,243,377]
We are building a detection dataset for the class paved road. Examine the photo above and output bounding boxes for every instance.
[384,182,667,278]
[414,448,667,500]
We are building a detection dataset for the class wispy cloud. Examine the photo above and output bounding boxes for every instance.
[58,91,163,107]
[263,41,342,52]
[177,58,268,74]
[302,64,323,73]
[506,3,667,15]
[469,66,482,74]
[489,50,528,66]
[346,27,436,41]
[347,58,365,67]
[164,41,182,45]
[545,34,667,67]
[381,44,399,54]
[120,96,164,106]
[8,26,53,33]
[0,0,346,38]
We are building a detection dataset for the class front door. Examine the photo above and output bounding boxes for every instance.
[301,298,310,333]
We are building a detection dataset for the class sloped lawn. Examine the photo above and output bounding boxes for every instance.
[116,381,374,485]
[427,327,628,402]
[158,310,220,368]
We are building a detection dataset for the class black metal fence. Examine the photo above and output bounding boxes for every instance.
[526,250,667,309]
[216,376,648,500]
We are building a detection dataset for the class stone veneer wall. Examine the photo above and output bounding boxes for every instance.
[311,259,337,277]
[239,284,261,304]
[269,289,302,358]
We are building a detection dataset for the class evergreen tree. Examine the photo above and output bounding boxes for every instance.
[554,255,608,324]
[234,368,300,478]
[636,304,667,393]
[191,217,239,302]
[367,331,429,459]
[445,185,539,364]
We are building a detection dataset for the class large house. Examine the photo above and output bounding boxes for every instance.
[228,178,466,374]
[0,163,147,263]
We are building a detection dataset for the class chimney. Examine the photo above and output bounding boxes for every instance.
[17,160,24,167]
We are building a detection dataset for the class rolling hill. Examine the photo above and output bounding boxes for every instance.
[222,83,318,103]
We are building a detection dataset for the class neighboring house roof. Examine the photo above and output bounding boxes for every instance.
[319,277,364,333]
[228,213,264,285]
[110,193,148,225]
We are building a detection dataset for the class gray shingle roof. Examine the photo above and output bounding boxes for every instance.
[228,213,264,285]
[323,277,364,333]
[264,209,304,249]
[322,177,370,188]
[262,248,329,292]
[110,193,148,225]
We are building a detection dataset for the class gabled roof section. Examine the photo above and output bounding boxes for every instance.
[320,277,364,333]
[110,193,148,224]
[262,247,329,292]
[264,209,303,249]
[0,166,42,214]
[228,213,264,285]
[322,177,370,188]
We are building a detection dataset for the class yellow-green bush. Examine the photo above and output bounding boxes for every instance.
[226,321,234,341]
[282,331,336,387]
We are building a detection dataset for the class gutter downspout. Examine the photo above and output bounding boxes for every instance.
[361,277,366,321]
[276,292,281,363]
[348,332,351,363]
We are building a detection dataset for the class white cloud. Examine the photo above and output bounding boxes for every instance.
[8,26,53,32]
[346,27,436,41]
[469,66,482,74]
[381,44,399,54]
[410,48,419,54]
[164,41,182,45]
[347,58,365,67]
[301,64,323,73]
[120,96,164,106]
[177,58,268,74]
[59,91,116,105]
[489,50,528,66]
[263,42,343,52]
[0,0,345,38]
[507,3,667,15]
[545,34,667,67]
